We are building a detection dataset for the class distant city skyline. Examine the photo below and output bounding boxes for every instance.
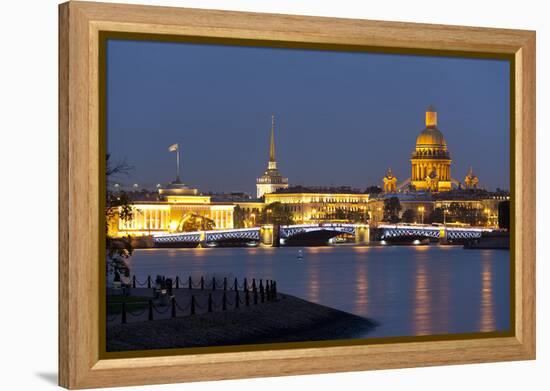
[106,39,510,194]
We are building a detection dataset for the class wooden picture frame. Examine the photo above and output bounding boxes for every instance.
[58,1,536,388]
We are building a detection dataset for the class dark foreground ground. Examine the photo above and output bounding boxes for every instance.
[107,293,377,351]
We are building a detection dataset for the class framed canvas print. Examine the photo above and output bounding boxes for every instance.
[58,1,535,389]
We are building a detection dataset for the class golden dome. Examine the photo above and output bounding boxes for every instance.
[416,127,447,148]
[415,106,446,149]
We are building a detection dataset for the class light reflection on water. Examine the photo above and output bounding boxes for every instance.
[125,245,510,339]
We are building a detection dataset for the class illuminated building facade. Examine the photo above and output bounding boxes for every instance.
[108,182,235,237]
[368,192,508,228]
[256,116,289,198]
[410,106,452,192]
[264,188,369,224]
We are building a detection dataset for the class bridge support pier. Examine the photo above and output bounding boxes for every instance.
[355,224,370,244]
[260,225,275,246]
[259,225,280,247]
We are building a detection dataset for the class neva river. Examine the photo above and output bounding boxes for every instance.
[125,245,511,339]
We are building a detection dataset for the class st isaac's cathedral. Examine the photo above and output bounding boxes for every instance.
[383,106,479,193]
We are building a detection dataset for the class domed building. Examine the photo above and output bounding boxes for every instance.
[383,168,398,193]
[464,167,479,189]
[410,106,452,192]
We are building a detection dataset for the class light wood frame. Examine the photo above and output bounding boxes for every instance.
[59,1,536,389]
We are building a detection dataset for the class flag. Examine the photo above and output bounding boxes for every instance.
[168,143,179,152]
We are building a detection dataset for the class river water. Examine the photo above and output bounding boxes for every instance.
[125,245,510,339]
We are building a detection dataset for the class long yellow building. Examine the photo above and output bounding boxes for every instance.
[108,183,234,237]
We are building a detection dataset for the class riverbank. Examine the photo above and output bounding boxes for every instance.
[107,293,377,351]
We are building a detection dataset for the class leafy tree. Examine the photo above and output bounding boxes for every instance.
[383,197,401,223]
[233,205,246,228]
[498,200,510,230]
[258,202,294,225]
[106,155,134,280]
[365,185,383,194]
[335,208,347,220]
[401,209,415,223]
[179,213,216,231]
[446,204,487,226]
[428,207,445,224]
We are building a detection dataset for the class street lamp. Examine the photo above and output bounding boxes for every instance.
[418,206,425,225]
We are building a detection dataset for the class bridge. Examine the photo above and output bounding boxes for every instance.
[376,224,493,241]
[152,223,493,247]
[153,223,366,247]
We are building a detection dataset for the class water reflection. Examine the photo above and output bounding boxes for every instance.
[354,260,369,316]
[480,251,496,332]
[306,252,321,303]
[413,258,431,336]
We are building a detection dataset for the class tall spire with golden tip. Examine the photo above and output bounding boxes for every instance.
[268,115,277,170]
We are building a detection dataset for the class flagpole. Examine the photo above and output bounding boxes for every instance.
[176,146,180,182]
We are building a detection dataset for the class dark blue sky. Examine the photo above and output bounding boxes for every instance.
[106,39,510,194]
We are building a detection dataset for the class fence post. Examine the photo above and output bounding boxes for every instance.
[147,275,151,289]
[252,278,256,291]
[223,277,227,291]
[253,286,258,305]
[188,276,192,290]
[171,296,176,318]
[260,280,265,303]
[148,300,153,321]
[200,276,204,290]
[222,291,227,310]
[208,294,213,312]
[212,277,216,291]
[245,289,250,306]
[191,295,196,315]
[121,302,127,324]
[233,278,238,291]
[235,290,240,309]
[243,278,248,292]
[132,275,136,289]
[175,276,180,289]
[266,281,271,302]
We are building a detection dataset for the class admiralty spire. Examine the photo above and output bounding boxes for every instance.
[256,115,289,198]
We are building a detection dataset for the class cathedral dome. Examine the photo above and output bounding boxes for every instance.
[416,127,447,148]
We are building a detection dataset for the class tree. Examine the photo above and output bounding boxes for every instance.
[428,208,444,224]
[233,205,246,228]
[498,200,510,230]
[106,155,134,281]
[179,213,216,231]
[446,204,487,226]
[365,185,383,195]
[401,209,415,223]
[258,202,294,225]
[383,197,401,223]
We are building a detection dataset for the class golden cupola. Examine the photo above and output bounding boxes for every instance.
[410,106,452,192]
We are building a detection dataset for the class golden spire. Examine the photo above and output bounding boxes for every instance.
[269,115,276,163]
[425,105,437,128]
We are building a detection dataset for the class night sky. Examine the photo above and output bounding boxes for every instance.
[106,39,510,194]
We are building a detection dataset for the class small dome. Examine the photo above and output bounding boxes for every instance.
[416,127,446,148]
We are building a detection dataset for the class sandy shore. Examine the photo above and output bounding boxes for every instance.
[107,293,377,351]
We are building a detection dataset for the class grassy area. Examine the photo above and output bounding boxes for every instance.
[107,295,150,314]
